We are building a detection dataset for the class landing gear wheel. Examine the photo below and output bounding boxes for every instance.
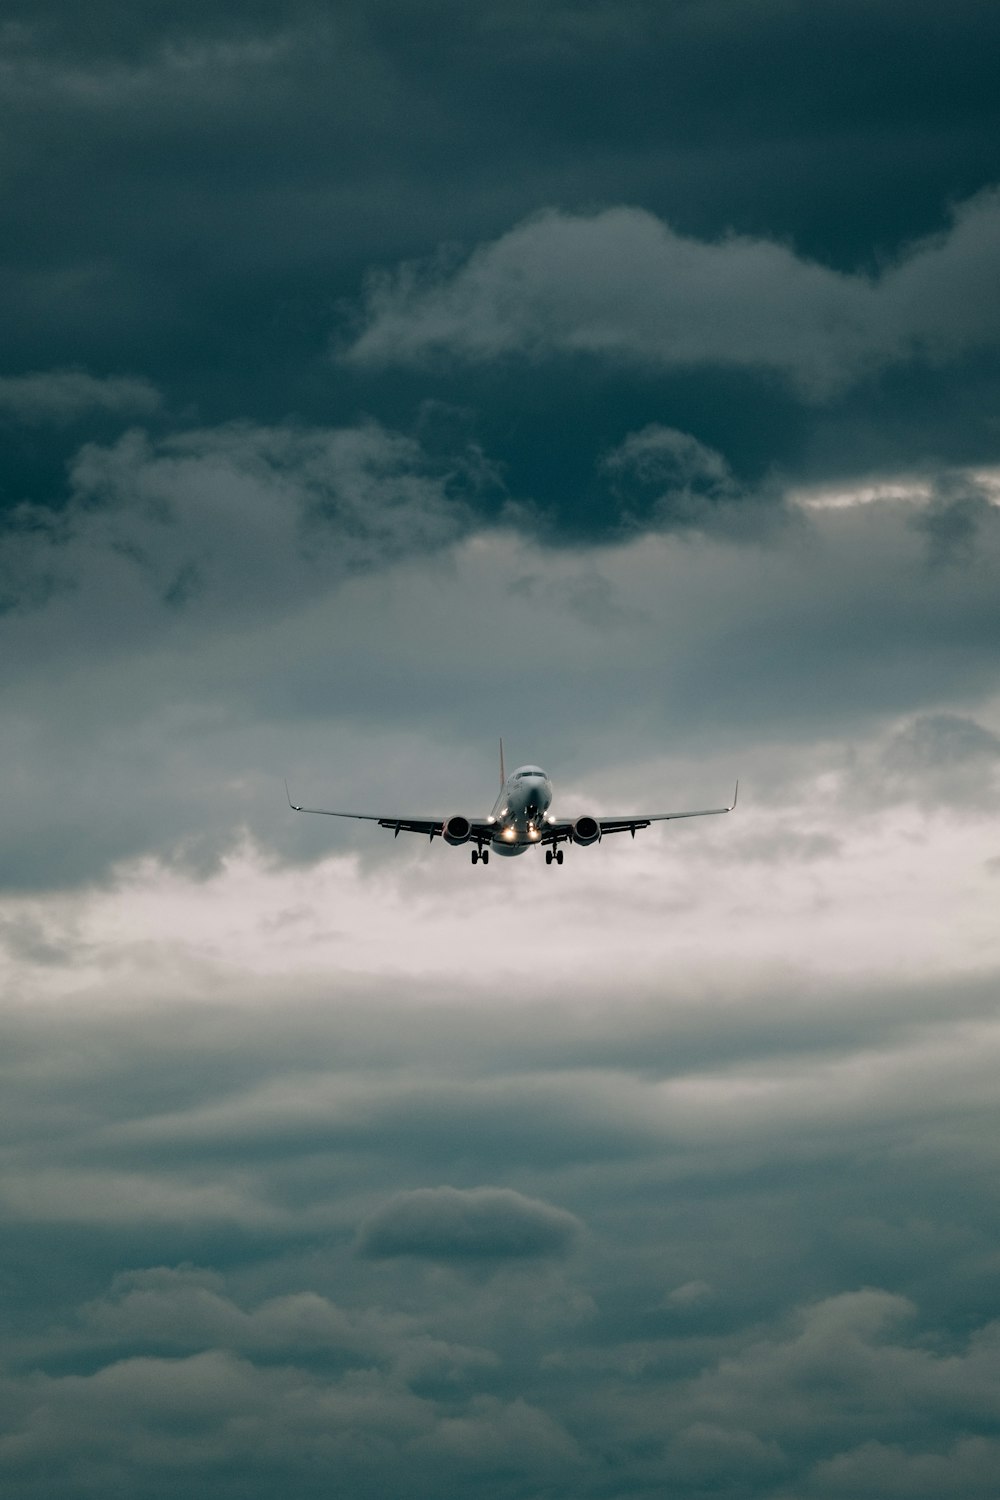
[556,850,564,865]
[545,850,553,865]
[481,849,489,865]
[471,850,479,865]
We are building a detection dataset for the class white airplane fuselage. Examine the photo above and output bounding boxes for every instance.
[487,764,553,856]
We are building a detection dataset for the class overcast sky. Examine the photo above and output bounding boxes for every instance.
[2,3,1000,1496]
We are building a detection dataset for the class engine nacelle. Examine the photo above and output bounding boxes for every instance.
[443,814,473,846]
[571,815,601,846]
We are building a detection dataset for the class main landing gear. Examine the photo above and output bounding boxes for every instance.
[545,849,564,866]
[471,848,490,865]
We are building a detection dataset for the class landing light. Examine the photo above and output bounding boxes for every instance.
[503,827,516,841]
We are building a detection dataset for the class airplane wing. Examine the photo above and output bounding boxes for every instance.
[542,783,738,844]
[285,783,495,842]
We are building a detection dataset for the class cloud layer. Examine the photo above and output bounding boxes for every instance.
[3,969,1000,1499]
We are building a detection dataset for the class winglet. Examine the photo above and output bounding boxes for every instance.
[284,779,302,812]
[730,779,739,811]
[499,737,506,788]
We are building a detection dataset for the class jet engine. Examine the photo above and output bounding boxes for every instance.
[443,815,473,845]
[571,815,601,846]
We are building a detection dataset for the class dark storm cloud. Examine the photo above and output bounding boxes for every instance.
[357,1187,581,1261]
[2,0,999,529]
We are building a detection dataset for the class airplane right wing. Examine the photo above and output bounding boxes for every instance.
[541,782,738,844]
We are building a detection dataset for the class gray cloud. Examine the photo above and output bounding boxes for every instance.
[864,713,1000,811]
[601,422,776,534]
[345,191,1000,397]
[2,419,480,625]
[0,415,495,888]
[0,369,161,424]
[357,1187,582,1261]
[911,474,999,565]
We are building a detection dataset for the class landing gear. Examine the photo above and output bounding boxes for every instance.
[471,848,490,865]
[545,848,565,866]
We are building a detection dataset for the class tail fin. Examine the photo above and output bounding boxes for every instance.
[499,737,506,788]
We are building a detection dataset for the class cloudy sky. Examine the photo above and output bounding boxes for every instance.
[2,2,1000,1495]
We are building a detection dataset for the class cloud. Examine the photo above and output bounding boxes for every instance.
[63,419,482,611]
[809,1435,1000,1498]
[0,415,499,888]
[7,428,480,652]
[59,1266,499,1389]
[664,1279,714,1309]
[357,1188,582,1261]
[0,369,161,424]
[0,1350,441,1487]
[344,190,1000,397]
[1,419,481,626]
[911,473,999,565]
[869,713,1000,811]
[601,423,773,533]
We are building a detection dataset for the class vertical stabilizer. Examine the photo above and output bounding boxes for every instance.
[499,737,506,788]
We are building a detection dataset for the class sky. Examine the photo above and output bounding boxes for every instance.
[2,2,1000,1495]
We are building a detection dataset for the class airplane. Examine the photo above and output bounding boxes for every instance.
[286,743,737,866]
